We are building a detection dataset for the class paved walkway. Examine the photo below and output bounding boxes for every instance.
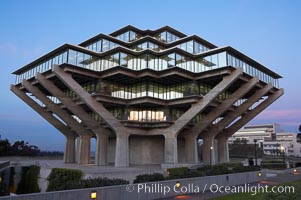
[2,158,163,183]
[160,172,301,200]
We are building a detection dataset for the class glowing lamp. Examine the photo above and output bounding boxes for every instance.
[90,191,97,199]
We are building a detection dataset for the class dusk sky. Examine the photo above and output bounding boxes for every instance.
[0,0,300,150]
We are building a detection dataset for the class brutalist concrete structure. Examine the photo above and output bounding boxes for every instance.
[11,26,283,167]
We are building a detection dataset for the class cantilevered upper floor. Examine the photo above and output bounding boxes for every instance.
[13,25,281,88]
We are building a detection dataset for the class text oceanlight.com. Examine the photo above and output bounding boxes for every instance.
[125,183,295,196]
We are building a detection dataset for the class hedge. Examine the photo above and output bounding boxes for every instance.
[133,173,165,183]
[47,168,129,191]
[16,165,40,194]
[261,160,286,169]
[166,164,260,180]
[66,177,129,190]
[47,168,83,192]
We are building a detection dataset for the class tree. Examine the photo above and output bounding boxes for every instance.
[0,139,10,155]
[299,124,301,133]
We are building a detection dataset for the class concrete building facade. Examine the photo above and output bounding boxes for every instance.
[263,132,301,157]
[10,26,283,167]
[229,124,280,147]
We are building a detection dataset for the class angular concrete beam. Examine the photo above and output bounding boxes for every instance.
[10,85,76,138]
[204,83,274,139]
[11,85,77,163]
[189,76,259,136]
[36,73,109,135]
[169,68,242,136]
[223,88,284,137]
[53,65,128,135]
[21,80,93,137]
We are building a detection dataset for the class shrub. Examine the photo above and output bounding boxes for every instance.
[133,173,165,183]
[167,167,202,179]
[80,177,129,188]
[261,160,286,169]
[232,165,260,173]
[167,167,190,179]
[200,165,232,176]
[47,168,83,192]
[47,168,129,191]
[16,165,40,194]
[54,177,129,190]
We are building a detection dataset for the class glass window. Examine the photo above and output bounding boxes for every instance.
[120,53,128,67]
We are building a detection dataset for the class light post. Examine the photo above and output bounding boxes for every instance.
[280,146,285,166]
[210,146,213,166]
[254,139,258,166]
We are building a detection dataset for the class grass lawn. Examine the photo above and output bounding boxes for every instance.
[212,180,301,200]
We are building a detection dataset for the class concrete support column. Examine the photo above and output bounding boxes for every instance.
[164,135,178,164]
[78,135,91,165]
[115,134,129,167]
[75,137,81,163]
[184,135,198,163]
[95,134,108,166]
[64,136,76,163]
[217,135,230,163]
[202,135,215,165]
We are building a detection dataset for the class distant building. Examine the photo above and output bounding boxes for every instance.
[229,124,279,147]
[229,124,301,157]
[263,132,301,157]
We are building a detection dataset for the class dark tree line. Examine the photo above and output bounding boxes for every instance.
[0,138,63,156]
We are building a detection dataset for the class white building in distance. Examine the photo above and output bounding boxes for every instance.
[229,124,301,157]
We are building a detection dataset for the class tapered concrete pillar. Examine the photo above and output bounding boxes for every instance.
[202,135,215,165]
[184,135,198,163]
[115,134,129,167]
[64,136,77,163]
[75,137,81,163]
[164,135,178,164]
[95,134,108,166]
[78,135,91,165]
[217,135,229,163]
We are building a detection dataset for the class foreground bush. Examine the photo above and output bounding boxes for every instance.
[47,168,83,191]
[17,165,40,194]
[198,165,232,176]
[47,168,129,191]
[133,173,165,183]
[166,164,260,180]
[167,167,201,179]
[65,177,129,190]
[232,165,260,173]
[261,160,286,169]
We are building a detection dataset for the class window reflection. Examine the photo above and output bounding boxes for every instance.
[15,47,279,88]
[177,40,210,54]
[116,30,140,42]
[86,39,119,52]
[155,31,179,43]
